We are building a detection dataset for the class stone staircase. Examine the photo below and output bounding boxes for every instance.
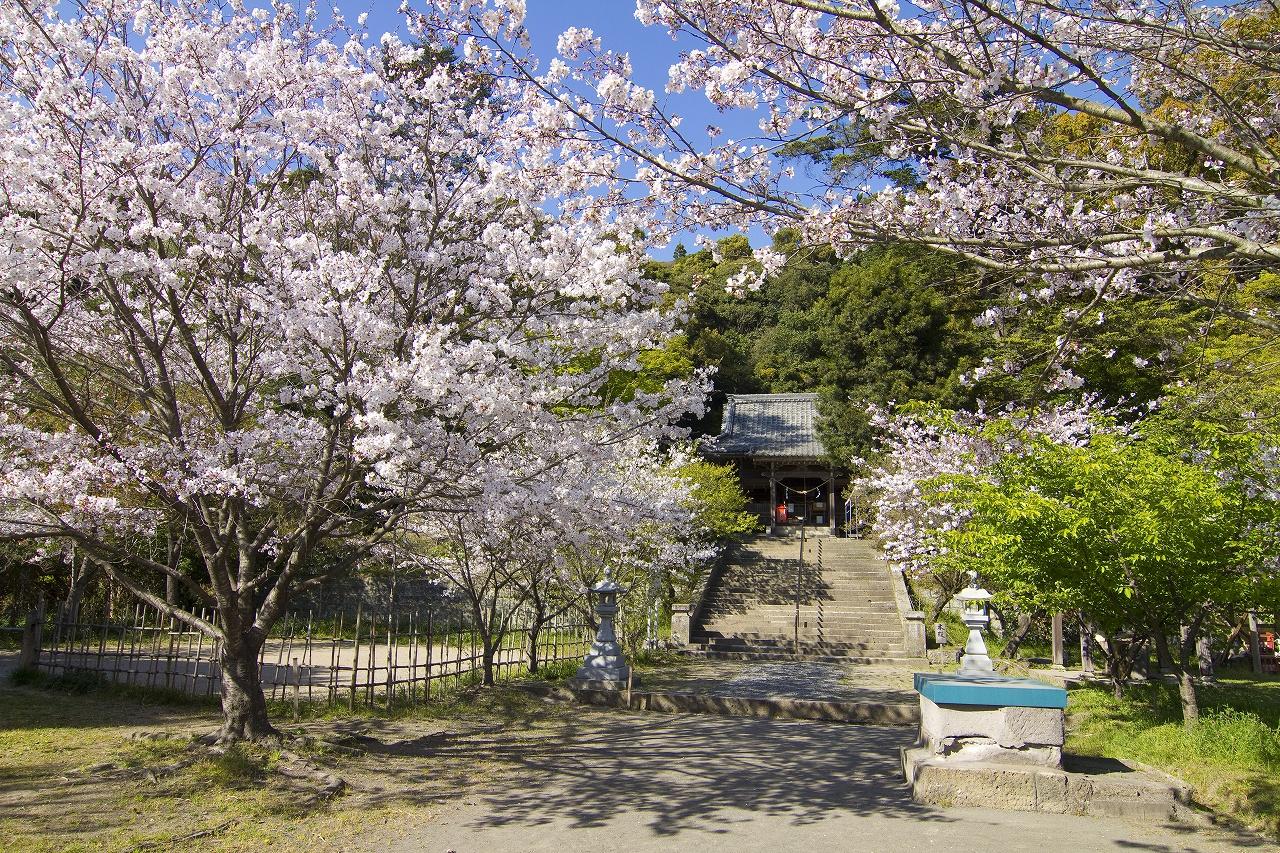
[690,533,921,665]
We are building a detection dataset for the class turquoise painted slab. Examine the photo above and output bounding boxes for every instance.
[914,672,1067,709]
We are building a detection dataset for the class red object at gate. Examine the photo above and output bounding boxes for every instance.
[775,504,787,524]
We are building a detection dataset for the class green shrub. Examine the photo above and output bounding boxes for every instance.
[529,659,578,682]
[1191,709,1280,769]
[10,666,214,707]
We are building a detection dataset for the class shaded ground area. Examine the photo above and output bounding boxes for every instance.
[0,650,19,681]
[2,673,1275,852]
[637,657,923,705]
[388,708,1275,853]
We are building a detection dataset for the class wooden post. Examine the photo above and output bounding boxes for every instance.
[1079,618,1095,674]
[192,610,209,696]
[304,612,314,706]
[164,616,178,689]
[365,614,377,707]
[1249,611,1263,675]
[291,656,300,720]
[136,604,151,686]
[385,614,394,710]
[769,463,777,534]
[1051,613,1065,669]
[18,593,44,670]
[328,611,343,707]
[424,609,434,702]
[827,468,836,533]
[349,606,362,712]
[409,612,419,705]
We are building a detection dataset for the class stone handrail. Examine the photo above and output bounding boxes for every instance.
[671,544,734,646]
[887,560,926,659]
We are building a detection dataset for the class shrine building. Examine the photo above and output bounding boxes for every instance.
[702,392,847,534]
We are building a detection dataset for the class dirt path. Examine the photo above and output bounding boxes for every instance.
[639,658,921,704]
[2,679,1275,853]
[0,651,20,681]
[382,708,1278,853]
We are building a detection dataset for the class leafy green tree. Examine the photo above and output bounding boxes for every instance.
[664,458,759,605]
[679,459,758,544]
[933,429,1275,723]
[649,236,991,452]
[812,246,984,459]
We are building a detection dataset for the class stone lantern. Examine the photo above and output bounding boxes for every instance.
[906,572,1070,807]
[567,569,636,690]
[955,570,995,676]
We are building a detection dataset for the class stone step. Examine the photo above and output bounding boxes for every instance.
[702,626,906,638]
[703,637,909,654]
[701,636,908,651]
[703,613,903,623]
[696,620,904,633]
[702,611,901,622]
[701,591,901,604]
[703,617,904,627]
[690,533,912,660]
[704,593,895,604]
[704,615,900,622]
[703,613,903,624]
[690,648,923,666]
[706,602,898,611]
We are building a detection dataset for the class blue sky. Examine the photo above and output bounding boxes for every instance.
[362,2,769,259]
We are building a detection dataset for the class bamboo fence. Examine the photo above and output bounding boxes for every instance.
[35,599,591,708]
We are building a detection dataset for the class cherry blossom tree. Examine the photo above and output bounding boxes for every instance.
[403,440,699,682]
[854,401,1096,615]
[0,1,700,740]
[451,0,1279,317]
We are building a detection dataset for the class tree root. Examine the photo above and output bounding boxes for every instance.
[78,730,349,801]
[128,820,235,851]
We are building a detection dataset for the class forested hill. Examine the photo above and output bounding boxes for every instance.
[645,231,1199,462]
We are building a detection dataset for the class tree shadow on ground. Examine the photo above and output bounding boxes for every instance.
[354,707,949,838]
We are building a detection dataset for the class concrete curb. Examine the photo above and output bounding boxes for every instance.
[521,682,919,726]
[901,746,1211,825]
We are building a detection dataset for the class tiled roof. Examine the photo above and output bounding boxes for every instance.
[704,393,827,459]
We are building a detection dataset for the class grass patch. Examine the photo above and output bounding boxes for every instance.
[528,658,579,682]
[262,674,548,731]
[10,666,217,709]
[0,666,547,850]
[1067,675,1280,837]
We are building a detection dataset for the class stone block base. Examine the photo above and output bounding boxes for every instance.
[902,747,1204,824]
[564,676,638,692]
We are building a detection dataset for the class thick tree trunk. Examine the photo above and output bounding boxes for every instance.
[1215,613,1248,668]
[927,592,950,625]
[1098,633,1136,699]
[1177,667,1200,727]
[64,550,94,622]
[481,636,497,686]
[1154,630,1176,674]
[527,624,541,674]
[999,611,1035,660]
[218,640,278,742]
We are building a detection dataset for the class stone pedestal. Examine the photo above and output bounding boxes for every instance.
[671,603,693,647]
[913,673,1067,767]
